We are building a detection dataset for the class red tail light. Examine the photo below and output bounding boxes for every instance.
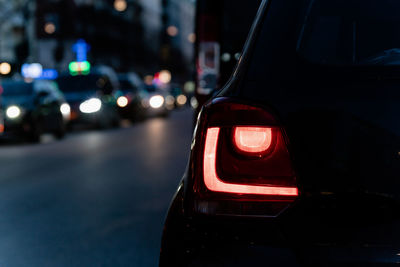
[233,126,272,155]
[190,97,299,217]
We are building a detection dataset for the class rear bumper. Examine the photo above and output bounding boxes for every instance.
[160,185,400,266]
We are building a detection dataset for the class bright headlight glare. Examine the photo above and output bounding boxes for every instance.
[60,103,71,116]
[117,96,129,108]
[79,98,102,113]
[6,106,21,119]
[149,95,164,109]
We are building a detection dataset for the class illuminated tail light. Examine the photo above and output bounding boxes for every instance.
[233,126,272,154]
[204,127,298,196]
[190,97,299,217]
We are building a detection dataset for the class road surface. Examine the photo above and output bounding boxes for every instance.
[0,109,193,266]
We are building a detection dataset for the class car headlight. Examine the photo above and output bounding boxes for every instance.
[6,105,21,119]
[60,103,71,118]
[149,95,164,109]
[117,96,129,108]
[79,98,102,114]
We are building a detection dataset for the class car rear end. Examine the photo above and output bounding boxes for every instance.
[160,0,400,266]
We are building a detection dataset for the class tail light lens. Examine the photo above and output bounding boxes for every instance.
[190,97,298,217]
[233,127,272,155]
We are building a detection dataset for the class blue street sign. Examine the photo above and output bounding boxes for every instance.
[72,39,91,62]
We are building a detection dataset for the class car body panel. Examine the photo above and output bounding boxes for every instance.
[160,0,400,266]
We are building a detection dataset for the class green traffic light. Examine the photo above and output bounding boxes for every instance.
[69,61,91,75]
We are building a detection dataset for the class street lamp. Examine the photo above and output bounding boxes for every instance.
[114,0,127,12]
[0,62,11,75]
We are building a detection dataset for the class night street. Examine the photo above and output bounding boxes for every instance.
[0,109,192,267]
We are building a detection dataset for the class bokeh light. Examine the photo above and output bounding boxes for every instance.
[114,0,127,12]
[0,62,11,75]
[166,26,179,37]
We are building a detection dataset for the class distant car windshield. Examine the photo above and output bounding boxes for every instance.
[1,82,33,97]
[57,75,108,93]
[119,80,137,93]
[297,0,400,65]
[144,85,157,93]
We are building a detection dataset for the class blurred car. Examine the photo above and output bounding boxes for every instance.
[160,0,400,266]
[141,84,170,118]
[0,80,68,142]
[57,66,121,129]
[116,73,146,122]
[168,84,188,108]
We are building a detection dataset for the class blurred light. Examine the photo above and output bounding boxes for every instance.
[60,103,71,117]
[21,63,43,79]
[144,75,153,85]
[44,22,56,34]
[183,81,195,93]
[190,96,199,109]
[141,99,149,108]
[234,53,241,60]
[69,61,91,76]
[79,98,102,113]
[39,69,58,80]
[221,53,231,62]
[0,124,4,133]
[6,106,21,119]
[165,95,175,110]
[0,62,11,75]
[188,33,196,43]
[167,26,179,37]
[176,94,187,106]
[149,95,164,109]
[159,70,172,84]
[117,96,129,108]
[73,39,90,62]
[114,0,127,12]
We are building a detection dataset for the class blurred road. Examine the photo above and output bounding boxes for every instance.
[0,109,193,267]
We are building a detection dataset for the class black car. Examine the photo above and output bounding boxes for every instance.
[1,80,67,142]
[160,0,400,266]
[57,66,121,129]
[116,73,147,122]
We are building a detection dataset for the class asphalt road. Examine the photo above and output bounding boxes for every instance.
[0,109,193,267]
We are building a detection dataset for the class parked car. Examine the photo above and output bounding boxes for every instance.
[116,73,147,122]
[160,0,400,266]
[1,80,68,142]
[57,66,121,129]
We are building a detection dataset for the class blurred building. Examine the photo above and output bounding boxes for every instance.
[0,0,32,74]
[0,0,195,79]
[161,0,196,80]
